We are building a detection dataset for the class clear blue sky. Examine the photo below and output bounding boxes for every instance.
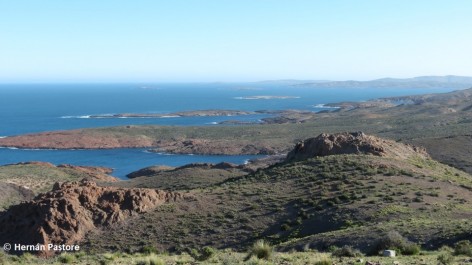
[1,0,471,82]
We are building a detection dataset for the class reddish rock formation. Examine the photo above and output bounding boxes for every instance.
[286,132,428,161]
[0,179,187,257]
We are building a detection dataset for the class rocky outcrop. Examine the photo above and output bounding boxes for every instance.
[286,132,428,161]
[0,179,187,257]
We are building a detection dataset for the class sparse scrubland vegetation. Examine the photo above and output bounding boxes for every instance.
[3,147,469,264]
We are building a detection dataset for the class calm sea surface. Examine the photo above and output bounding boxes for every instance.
[0,83,456,178]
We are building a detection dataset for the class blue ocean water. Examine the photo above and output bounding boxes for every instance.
[0,83,457,178]
[0,147,260,179]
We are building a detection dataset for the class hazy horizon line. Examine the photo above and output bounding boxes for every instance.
[1,74,471,85]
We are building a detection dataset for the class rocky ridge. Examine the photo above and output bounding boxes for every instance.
[0,179,188,257]
[286,132,429,161]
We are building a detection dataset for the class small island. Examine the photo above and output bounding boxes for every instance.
[89,109,255,118]
[233,95,300,100]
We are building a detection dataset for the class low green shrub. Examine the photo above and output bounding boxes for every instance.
[332,245,362,257]
[453,240,472,256]
[281,223,291,231]
[439,245,453,253]
[141,245,159,254]
[374,231,405,253]
[75,251,87,259]
[147,255,164,265]
[200,246,216,261]
[102,252,119,261]
[19,252,36,262]
[402,243,421,255]
[189,246,216,261]
[437,252,454,264]
[58,253,77,264]
[135,254,164,265]
[245,240,273,260]
[372,231,420,255]
[314,258,333,265]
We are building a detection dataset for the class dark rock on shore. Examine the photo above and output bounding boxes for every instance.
[176,162,241,170]
[127,162,246,179]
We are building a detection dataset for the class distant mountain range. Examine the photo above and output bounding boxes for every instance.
[258,75,472,88]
